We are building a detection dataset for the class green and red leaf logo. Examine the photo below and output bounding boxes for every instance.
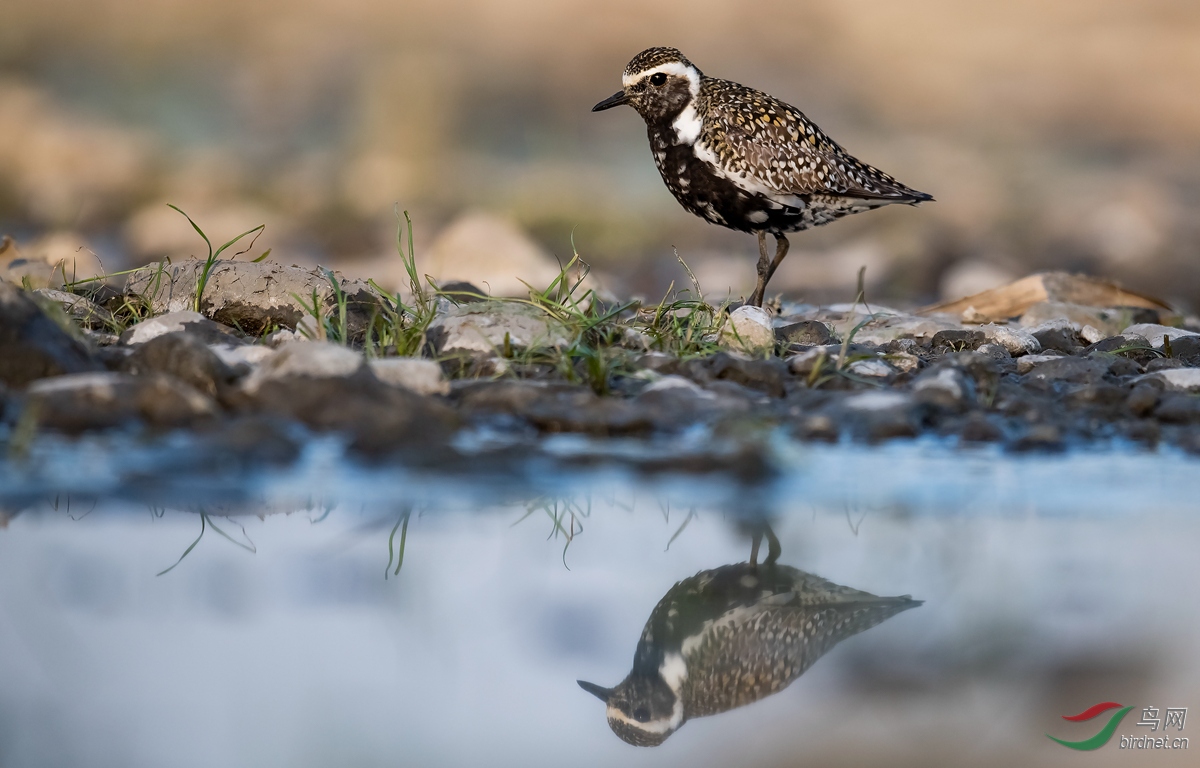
[1047,702,1134,750]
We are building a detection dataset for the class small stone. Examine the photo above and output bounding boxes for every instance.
[1023,357,1111,385]
[368,358,450,396]
[913,367,972,409]
[1011,424,1064,452]
[1081,334,1155,362]
[882,338,921,355]
[885,352,921,373]
[241,341,363,393]
[977,324,1041,356]
[774,320,834,347]
[1122,324,1200,349]
[0,279,101,387]
[1126,381,1162,416]
[795,414,839,442]
[1028,319,1082,354]
[426,301,570,356]
[720,306,775,355]
[931,329,985,351]
[622,327,653,350]
[32,288,115,330]
[1138,368,1200,393]
[639,375,719,402]
[975,343,1012,360]
[786,346,839,377]
[1144,357,1183,373]
[635,352,680,375]
[846,359,895,379]
[121,311,244,346]
[958,412,1004,443]
[843,391,911,412]
[25,371,218,432]
[122,332,240,398]
[839,392,917,441]
[209,344,277,368]
[695,353,787,398]
[1168,335,1200,364]
[1080,325,1105,345]
[265,328,305,346]
[1154,394,1200,424]
[1016,353,1067,374]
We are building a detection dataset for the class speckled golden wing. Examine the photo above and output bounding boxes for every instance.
[697,80,930,203]
[681,596,918,718]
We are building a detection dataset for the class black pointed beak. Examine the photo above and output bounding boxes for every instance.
[591,91,629,112]
[577,680,614,701]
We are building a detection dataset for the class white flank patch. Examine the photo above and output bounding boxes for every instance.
[747,210,769,223]
[693,141,807,210]
[671,104,702,145]
[623,62,701,97]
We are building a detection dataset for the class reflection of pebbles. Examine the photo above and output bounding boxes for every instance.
[579,552,920,746]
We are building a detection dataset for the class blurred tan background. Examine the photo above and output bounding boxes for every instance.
[2,0,1199,306]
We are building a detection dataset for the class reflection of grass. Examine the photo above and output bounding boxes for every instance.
[156,511,257,576]
[513,496,590,569]
[384,507,411,579]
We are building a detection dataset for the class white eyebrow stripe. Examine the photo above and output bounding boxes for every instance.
[623,62,701,97]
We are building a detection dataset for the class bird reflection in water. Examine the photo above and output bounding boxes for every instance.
[578,525,921,746]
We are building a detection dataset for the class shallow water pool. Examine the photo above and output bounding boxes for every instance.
[1,443,1197,767]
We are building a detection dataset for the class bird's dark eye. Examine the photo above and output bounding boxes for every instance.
[633,706,651,722]
[649,73,667,86]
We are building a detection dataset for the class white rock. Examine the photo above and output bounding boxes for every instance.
[843,391,911,412]
[846,359,894,378]
[1121,324,1200,349]
[121,311,239,345]
[27,371,125,396]
[885,352,922,373]
[641,375,718,400]
[720,306,775,355]
[368,357,449,396]
[1016,353,1068,374]
[913,367,967,401]
[241,341,363,394]
[427,302,570,355]
[266,328,305,346]
[209,344,277,367]
[1138,368,1200,393]
[977,323,1041,356]
[1080,325,1105,345]
[786,346,838,375]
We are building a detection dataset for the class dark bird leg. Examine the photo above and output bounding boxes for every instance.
[748,233,790,308]
[748,522,782,570]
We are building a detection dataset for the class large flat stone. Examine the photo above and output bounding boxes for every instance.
[125,260,385,337]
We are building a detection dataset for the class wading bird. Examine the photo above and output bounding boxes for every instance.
[577,528,920,746]
[593,47,932,307]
